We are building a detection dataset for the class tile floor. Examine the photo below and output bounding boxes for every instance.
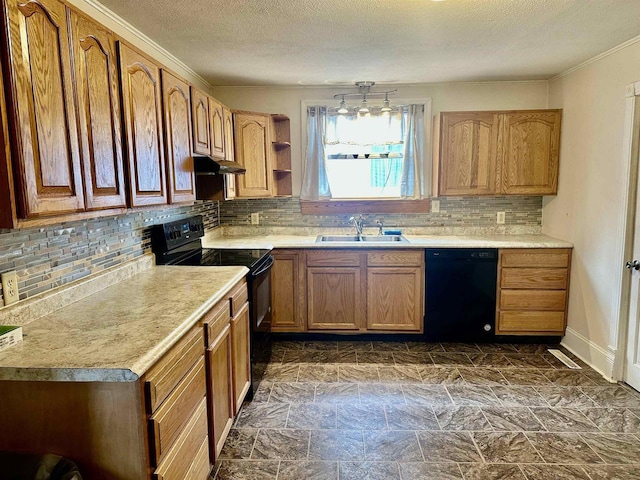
[210,340,640,479]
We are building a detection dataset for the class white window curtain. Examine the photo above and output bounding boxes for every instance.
[401,105,425,199]
[300,106,332,200]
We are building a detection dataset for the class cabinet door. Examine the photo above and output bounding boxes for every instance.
[230,302,251,415]
[271,251,303,332]
[234,112,271,197]
[190,88,210,155]
[438,112,500,196]
[307,267,361,330]
[367,267,423,331]
[223,107,236,199]
[501,111,561,195]
[161,71,195,204]
[206,324,233,462]
[5,0,85,216]
[118,42,167,206]
[209,97,225,159]
[69,10,126,210]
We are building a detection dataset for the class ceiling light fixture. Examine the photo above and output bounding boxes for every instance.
[333,81,397,113]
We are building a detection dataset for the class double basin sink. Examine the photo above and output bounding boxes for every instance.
[316,235,408,243]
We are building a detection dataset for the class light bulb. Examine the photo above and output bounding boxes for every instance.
[338,98,348,114]
[358,97,369,113]
[381,98,391,112]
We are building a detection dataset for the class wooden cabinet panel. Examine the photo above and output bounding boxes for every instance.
[307,267,361,330]
[118,42,167,206]
[207,324,233,461]
[502,111,561,195]
[229,281,248,317]
[161,70,195,204]
[500,268,568,290]
[367,250,423,267]
[223,107,234,162]
[437,112,500,196]
[306,250,361,267]
[5,0,85,216]
[501,249,571,268]
[271,250,303,332]
[190,87,210,155]
[209,97,225,159]
[230,302,251,415]
[234,112,271,197]
[498,311,566,334]
[69,10,125,210]
[500,289,567,311]
[367,267,423,331]
[202,300,230,346]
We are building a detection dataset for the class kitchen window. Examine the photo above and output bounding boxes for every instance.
[300,103,431,206]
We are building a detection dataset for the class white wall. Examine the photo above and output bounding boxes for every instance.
[211,82,549,196]
[545,39,640,376]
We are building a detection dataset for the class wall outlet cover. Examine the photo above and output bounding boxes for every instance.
[496,212,506,224]
[251,212,260,225]
[431,200,440,213]
[1,271,19,305]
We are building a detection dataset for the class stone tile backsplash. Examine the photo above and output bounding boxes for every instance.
[0,201,219,305]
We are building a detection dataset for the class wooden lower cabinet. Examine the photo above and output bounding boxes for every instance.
[307,267,362,330]
[231,302,251,415]
[367,267,423,331]
[496,248,572,335]
[271,250,304,331]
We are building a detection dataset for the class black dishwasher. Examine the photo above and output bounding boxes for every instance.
[425,249,498,342]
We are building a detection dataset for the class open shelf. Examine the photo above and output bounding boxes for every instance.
[271,114,292,197]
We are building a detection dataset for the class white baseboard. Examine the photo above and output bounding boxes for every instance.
[561,327,616,380]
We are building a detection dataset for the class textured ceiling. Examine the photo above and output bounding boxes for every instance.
[97,0,640,86]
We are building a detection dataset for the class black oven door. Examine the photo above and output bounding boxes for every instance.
[249,254,274,378]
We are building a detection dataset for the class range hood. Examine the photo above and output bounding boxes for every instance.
[193,155,246,175]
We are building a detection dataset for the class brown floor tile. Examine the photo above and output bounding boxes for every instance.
[338,365,379,383]
[579,433,640,464]
[315,383,359,404]
[490,386,548,407]
[418,366,465,384]
[406,341,445,353]
[535,386,598,408]
[582,408,640,433]
[309,429,364,460]
[337,404,387,430]
[402,384,452,406]
[513,344,554,354]
[304,340,338,351]
[393,351,433,366]
[364,430,423,461]
[477,343,519,353]
[219,428,258,459]
[431,352,473,366]
[499,368,552,386]
[287,403,336,429]
[398,462,463,479]
[271,341,304,352]
[214,459,279,480]
[262,363,299,381]
[371,341,408,352]
[519,464,591,480]
[359,383,405,405]
[384,404,439,430]
[337,340,373,352]
[356,351,395,365]
[433,405,492,431]
[526,432,604,464]
[278,461,338,480]
[583,371,616,386]
[339,461,400,480]
[416,431,481,462]
[446,385,502,406]
[298,364,339,382]
[235,403,290,429]
[251,381,273,403]
[440,343,482,353]
[325,351,359,364]
[581,465,640,479]
[468,353,513,368]
[503,354,555,369]
[471,431,542,463]
[542,370,597,386]
[529,407,600,433]
[458,367,509,386]
[251,428,310,460]
[269,382,315,403]
[459,463,526,480]
[378,365,422,383]
[582,386,640,409]
[482,407,546,431]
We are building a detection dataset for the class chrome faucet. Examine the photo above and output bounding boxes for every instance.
[376,219,384,235]
[349,215,365,236]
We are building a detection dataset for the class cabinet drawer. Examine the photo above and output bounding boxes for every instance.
[149,356,206,466]
[145,326,204,413]
[230,280,248,317]
[368,250,423,267]
[501,249,571,268]
[498,311,566,334]
[153,398,209,480]
[306,250,361,267]
[203,300,230,347]
[500,289,566,311]
[500,268,568,290]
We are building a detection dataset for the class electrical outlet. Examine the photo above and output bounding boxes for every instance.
[431,200,440,213]
[1,271,19,305]
[251,212,260,225]
[496,211,506,225]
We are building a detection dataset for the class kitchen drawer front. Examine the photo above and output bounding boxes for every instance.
[149,356,206,466]
[229,280,248,317]
[367,250,423,267]
[306,250,361,267]
[497,311,566,334]
[500,289,567,311]
[153,398,209,480]
[500,268,568,290]
[500,249,571,268]
[145,326,204,413]
[203,300,230,347]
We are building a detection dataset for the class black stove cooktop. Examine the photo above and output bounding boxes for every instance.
[176,248,272,269]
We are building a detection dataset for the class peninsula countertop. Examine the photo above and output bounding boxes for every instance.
[0,265,247,382]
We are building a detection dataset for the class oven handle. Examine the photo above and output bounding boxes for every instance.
[251,255,275,278]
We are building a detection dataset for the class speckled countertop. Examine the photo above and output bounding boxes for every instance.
[0,265,247,382]
[202,232,573,249]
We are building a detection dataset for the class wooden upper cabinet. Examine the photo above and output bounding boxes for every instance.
[161,71,195,204]
[436,112,500,196]
[4,0,85,217]
[223,108,234,162]
[190,88,210,156]
[501,111,561,195]
[118,42,167,207]
[69,10,126,210]
[209,97,225,159]
[233,112,271,197]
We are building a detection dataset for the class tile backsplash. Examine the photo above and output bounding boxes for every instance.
[0,201,219,305]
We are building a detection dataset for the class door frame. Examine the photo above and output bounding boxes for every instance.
[613,81,640,380]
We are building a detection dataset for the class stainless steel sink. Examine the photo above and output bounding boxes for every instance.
[315,235,408,243]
